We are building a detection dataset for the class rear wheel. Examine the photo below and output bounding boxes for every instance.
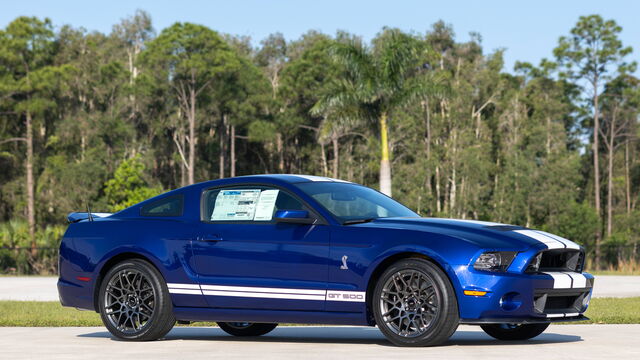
[373,258,459,346]
[480,323,550,340]
[217,322,278,336]
[98,259,175,341]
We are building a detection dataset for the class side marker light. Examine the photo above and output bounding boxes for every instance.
[464,290,487,296]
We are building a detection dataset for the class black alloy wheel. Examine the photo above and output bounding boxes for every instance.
[373,258,459,346]
[98,259,175,340]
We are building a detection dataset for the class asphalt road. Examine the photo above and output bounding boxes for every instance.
[0,325,637,360]
[1,275,639,301]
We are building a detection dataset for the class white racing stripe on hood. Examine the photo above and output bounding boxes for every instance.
[513,229,565,249]
[444,219,504,226]
[537,231,581,250]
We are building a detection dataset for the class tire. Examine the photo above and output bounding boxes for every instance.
[217,322,278,337]
[98,259,176,341]
[373,258,459,347]
[480,323,549,341]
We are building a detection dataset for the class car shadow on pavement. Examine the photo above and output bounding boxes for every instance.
[78,326,582,347]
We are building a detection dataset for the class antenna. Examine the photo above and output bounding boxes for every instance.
[86,203,94,222]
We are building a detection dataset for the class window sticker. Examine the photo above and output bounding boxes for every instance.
[210,189,261,221]
[253,189,280,221]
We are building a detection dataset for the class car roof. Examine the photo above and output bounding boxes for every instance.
[228,174,351,184]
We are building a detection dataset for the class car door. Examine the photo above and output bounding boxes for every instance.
[191,184,330,311]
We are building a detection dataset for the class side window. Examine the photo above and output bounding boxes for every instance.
[203,187,306,222]
[140,195,184,217]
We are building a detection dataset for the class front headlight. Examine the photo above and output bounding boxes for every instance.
[473,251,518,272]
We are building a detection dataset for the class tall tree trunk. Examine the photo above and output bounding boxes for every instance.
[435,165,441,213]
[606,110,616,238]
[593,81,602,269]
[219,114,227,179]
[187,89,196,185]
[625,139,631,215]
[332,135,339,179]
[320,143,328,176]
[379,112,392,196]
[26,111,36,256]
[276,133,284,173]
[180,131,187,187]
[230,124,236,177]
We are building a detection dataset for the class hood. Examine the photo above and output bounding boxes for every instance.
[361,217,581,251]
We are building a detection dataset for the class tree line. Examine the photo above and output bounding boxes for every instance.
[1,11,638,272]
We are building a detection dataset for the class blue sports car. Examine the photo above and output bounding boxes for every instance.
[58,175,594,346]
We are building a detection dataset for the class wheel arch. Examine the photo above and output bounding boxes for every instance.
[364,251,461,325]
[92,251,164,312]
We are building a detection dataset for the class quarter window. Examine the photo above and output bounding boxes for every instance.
[140,195,184,217]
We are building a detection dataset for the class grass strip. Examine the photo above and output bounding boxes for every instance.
[0,297,638,327]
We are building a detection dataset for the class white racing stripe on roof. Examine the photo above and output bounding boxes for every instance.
[292,175,350,183]
[514,229,565,249]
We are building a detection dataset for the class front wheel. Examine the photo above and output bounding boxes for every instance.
[480,323,550,340]
[217,322,278,336]
[98,259,176,341]
[373,258,459,346]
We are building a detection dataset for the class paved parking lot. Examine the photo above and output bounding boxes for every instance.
[1,275,639,301]
[0,325,637,360]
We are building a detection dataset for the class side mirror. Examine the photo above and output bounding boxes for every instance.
[274,210,315,224]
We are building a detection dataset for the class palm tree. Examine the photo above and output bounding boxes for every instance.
[312,29,441,196]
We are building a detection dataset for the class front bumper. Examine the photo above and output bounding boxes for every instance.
[453,265,594,323]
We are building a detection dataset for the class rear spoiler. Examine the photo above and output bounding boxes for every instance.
[67,212,113,223]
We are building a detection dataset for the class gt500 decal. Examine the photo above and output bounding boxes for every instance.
[168,283,366,302]
[326,291,365,302]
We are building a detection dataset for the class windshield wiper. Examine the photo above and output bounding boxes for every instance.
[342,217,377,225]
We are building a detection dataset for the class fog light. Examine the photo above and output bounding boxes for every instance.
[499,292,522,311]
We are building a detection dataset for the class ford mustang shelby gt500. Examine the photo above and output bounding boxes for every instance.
[58,175,594,346]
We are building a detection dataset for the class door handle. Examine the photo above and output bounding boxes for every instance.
[199,234,224,242]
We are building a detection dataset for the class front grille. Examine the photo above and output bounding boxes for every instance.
[533,289,589,314]
[527,249,585,273]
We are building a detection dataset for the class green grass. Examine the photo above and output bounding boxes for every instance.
[1,297,639,327]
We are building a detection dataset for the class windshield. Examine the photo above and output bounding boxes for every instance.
[295,182,418,223]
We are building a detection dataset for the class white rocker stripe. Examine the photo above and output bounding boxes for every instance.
[200,284,327,295]
[167,283,201,290]
[514,230,565,249]
[166,283,366,302]
[565,312,580,317]
[168,288,203,295]
[201,290,326,300]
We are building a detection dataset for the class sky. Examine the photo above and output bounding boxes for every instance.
[1,0,639,73]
